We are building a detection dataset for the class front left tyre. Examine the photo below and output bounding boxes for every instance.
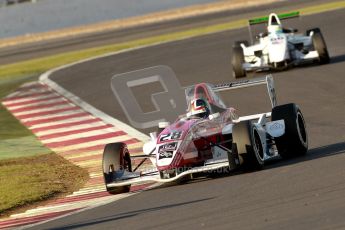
[102,142,132,194]
[232,41,247,79]
[232,120,264,170]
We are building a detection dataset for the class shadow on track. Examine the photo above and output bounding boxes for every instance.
[150,142,345,186]
[45,143,345,230]
[265,141,345,169]
[329,54,345,65]
[247,54,345,79]
[47,197,215,230]
[292,54,345,68]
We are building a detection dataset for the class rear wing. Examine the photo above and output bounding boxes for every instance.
[247,11,300,44]
[213,75,277,108]
[248,11,300,25]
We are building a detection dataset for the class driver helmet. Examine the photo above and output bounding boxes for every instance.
[187,98,210,119]
[268,24,282,34]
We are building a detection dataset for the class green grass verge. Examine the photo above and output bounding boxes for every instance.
[0,153,89,216]
[0,76,88,216]
[0,0,344,216]
[0,75,51,160]
[0,0,344,79]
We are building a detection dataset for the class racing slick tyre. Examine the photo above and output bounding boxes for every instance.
[234,40,249,47]
[272,103,308,159]
[102,142,132,194]
[232,120,264,170]
[306,27,320,35]
[232,42,247,79]
[308,28,330,64]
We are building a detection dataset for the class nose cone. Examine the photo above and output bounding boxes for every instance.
[268,25,282,34]
[268,35,289,63]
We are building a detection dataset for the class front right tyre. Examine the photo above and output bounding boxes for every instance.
[307,28,330,64]
[102,142,132,194]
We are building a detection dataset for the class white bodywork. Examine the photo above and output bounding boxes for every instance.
[242,13,319,71]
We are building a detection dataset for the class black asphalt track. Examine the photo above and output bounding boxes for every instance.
[0,0,333,65]
[28,6,345,230]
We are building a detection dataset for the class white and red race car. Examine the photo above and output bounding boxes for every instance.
[102,75,308,194]
[232,12,330,78]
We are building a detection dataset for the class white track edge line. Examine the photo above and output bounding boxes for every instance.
[29,31,234,229]
[40,66,150,143]
[17,183,162,230]
[11,5,343,229]
[38,31,237,143]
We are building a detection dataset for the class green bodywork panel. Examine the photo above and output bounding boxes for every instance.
[249,12,300,25]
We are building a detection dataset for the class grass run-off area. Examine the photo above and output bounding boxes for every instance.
[0,153,88,216]
[0,75,50,160]
[0,0,344,216]
[0,76,89,217]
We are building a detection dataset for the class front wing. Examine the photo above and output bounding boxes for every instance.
[106,161,230,188]
[242,46,320,71]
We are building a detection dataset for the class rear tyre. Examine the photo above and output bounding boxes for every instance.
[232,121,264,170]
[306,27,320,36]
[308,28,330,64]
[232,41,247,79]
[272,103,308,159]
[102,142,132,194]
[234,40,249,47]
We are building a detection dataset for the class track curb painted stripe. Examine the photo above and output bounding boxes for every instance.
[40,65,150,143]
[0,82,156,229]
[2,3,345,228]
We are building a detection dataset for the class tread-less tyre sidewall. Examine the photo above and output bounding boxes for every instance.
[310,29,330,64]
[102,143,131,194]
[306,27,320,36]
[272,103,308,158]
[232,121,264,170]
[232,45,246,79]
[234,40,249,47]
[251,126,265,166]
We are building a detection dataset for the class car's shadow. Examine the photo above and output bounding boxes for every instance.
[264,141,345,169]
[329,54,345,65]
[148,142,345,188]
[247,54,345,78]
[48,143,344,230]
[196,141,345,181]
[295,53,345,67]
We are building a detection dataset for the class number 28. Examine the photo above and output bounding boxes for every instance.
[160,131,182,141]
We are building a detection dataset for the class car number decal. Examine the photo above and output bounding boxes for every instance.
[160,131,182,142]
